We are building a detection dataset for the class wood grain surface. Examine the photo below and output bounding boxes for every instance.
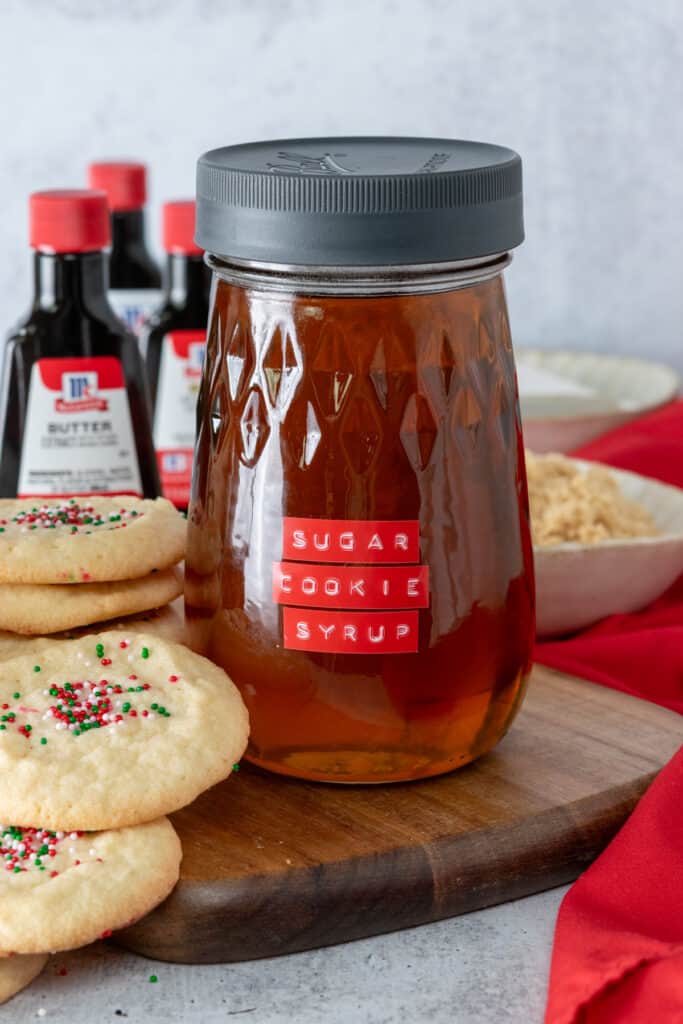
[116,666,682,964]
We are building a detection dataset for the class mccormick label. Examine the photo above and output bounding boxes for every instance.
[274,517,429,654]
[108,288,163,338]
[17,357,143,498]
[153,330,206,507]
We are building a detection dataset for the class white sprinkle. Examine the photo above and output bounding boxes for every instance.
[55,832,64,840]
[89,848,97,856]
[37,1009,47,1018]
[69,832,78,840]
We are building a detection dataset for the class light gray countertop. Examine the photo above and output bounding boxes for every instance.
[7,886,566,1023]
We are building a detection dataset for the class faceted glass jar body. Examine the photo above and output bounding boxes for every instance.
[186,261,535,783]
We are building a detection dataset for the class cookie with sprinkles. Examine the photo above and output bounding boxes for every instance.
[0,817,181,954]
[0,567,183,635]
[0,953,48,1004]
[0,497,186,584]
[0,632,249,830]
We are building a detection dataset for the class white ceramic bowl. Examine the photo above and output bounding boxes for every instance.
[534,460,683,637]
[518,349,680,453]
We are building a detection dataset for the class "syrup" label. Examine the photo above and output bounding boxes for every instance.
[17,357,143,498]
[275,517,428,654]
[153,330,206,507]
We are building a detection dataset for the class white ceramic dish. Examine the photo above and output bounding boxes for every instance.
[518,349,679,453]
[534,460,683,637]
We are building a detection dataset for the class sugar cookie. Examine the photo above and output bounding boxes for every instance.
[0,632,249,830]
[0,567,182,635]
[0,602,187,663]
[0,818,181,954]
[0,953,48,1004]
[0,498,186,583]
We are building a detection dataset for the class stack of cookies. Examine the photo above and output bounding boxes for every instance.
[0,497,188,660]
[0,630,249,1002]
[0,502,250,1003]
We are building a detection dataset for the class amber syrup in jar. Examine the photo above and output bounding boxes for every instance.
[0,190,159,499]
[144,201,211,509]
[186,137,535,783]
[88,162,162,338]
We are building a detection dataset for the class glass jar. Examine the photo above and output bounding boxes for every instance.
[186,137,535,783]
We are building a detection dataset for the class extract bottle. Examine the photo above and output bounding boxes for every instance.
[143,200,211,509]
[0,190,160,498]
[88,161,162,338]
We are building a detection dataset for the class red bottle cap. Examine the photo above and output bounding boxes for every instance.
[162,200,203,255]
[87,162,147,211]
[29,190,111,253]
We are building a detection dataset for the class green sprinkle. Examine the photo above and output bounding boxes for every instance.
[0,725,5,731]
[141,647,150,659]
[122,702,131,713]
[33,665,41,673]
[150,703,158,710]
[149,975,158,983]
[24,724,31,732]
[233,763,240,772]
[12,692,19,700]
[73,729,81,736]
[0,528,4,533]
[95,644,104,657]
[40,738,47,745]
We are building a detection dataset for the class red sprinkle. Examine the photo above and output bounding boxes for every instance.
[101,658,112,666]
[168,675,179,683]
[50,870,59,878]
[119,640,129,649]
[101,929,112,939]
[59,967,69,976]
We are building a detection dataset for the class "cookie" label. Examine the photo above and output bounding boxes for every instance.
[275,517,429,654]
[17,357,143,499]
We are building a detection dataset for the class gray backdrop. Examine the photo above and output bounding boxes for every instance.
[1,0,681,369]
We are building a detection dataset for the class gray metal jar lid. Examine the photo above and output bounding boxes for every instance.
[195,136,523,267]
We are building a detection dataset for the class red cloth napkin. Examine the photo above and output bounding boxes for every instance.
[535,399,683,1023]
[543,747,683,1024]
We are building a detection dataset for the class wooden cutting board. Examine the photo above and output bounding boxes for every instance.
[116,666,681,964]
